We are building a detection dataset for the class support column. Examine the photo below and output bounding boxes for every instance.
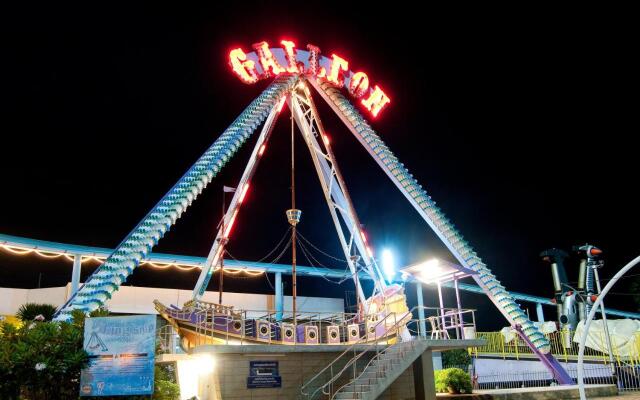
[416,282,427,337]
[413,349,437,400]
[71,254,82,296]
[536,302,545,322]
[275,272,283,322]
[437,281,446,336]
[454,278,464,339]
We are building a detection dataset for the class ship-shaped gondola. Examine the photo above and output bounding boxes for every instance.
[155,284,410,350]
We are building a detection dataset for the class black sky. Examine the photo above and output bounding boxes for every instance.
[0,4,637,329]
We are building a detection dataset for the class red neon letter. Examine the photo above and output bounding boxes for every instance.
[326,54,349,87]
[229,48,259,84]
[349,72,369,98]
[361,85,391,117]
[252,41,286,77]
[306,44,321,76]
[280,40,299,73]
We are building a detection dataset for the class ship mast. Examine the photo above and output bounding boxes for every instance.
[286,102,301,328]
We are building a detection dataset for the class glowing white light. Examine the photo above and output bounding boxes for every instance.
[418,259,442,283]
[195,354,215,375]
[381,248,395,282]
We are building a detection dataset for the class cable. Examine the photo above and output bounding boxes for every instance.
[253,227,293,263]
[270,240,292,264]
[264,272,275,291]
[297,231,349,263]
[300,240,352,282]
[297,239,348,285]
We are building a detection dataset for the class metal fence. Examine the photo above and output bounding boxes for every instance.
[444,362,640,392]
[473,330,640,365]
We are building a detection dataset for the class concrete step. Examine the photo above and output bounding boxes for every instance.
[335,391,368,399]
[363,370,386,379]
[344,383,373,392]
[371,358,400,369]
[354,377,378,385]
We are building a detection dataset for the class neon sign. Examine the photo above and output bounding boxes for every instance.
[229,40,391,117]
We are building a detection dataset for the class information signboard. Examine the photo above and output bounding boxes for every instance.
[79,315,156,396]
[247,360,282,388]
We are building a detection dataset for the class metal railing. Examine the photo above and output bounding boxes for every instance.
[465,362,640,392]
[406,307,477,340]
[300,310,409,400]
[157,324,183,354]
[300,306,477,399]
[473,329,640,365]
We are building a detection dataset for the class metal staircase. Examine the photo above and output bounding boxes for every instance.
[333,339,429,400]
[301,309,423,400]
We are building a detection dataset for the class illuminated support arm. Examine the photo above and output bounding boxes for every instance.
[53,75,299,321]
[309,78,551,354]
[288,82,387,307]
[192,97,284,299]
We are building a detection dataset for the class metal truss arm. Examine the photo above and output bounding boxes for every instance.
[192,98,283,299]
[288,82,387,307]
[308,78,551,354]
[53,75,298,321]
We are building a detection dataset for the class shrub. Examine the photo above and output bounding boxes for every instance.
[442,348,471,369]
[0,313,89,399]
[434,367,472,394]
[16,303,57,322]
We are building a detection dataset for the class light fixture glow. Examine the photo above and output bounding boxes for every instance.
[381,248,395,282]
[417,259,443,283]
[239,183,250,203]
[195,354,215,375]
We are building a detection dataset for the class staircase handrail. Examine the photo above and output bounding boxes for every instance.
[301,308,414,399]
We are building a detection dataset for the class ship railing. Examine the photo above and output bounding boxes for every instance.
[189,308,361,346]
[188,306,476,347]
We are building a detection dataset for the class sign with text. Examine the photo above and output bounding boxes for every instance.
[247,360,282,389]
[229,40,391,118]
[80,315,156,396]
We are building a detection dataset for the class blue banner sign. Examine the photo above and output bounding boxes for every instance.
[247,360,282,388]
[80,315,156,396]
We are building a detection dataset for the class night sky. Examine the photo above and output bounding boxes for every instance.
[0,4,637,329]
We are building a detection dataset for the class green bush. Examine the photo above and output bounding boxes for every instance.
[434,367,472,394]
[442,348,471,368]
[0,312,89,399]
[16,303,58,322]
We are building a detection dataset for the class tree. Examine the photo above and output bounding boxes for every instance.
[16,303,58,322]
[0,311,88,399]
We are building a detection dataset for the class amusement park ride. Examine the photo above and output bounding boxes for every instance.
[47,39,573,383]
